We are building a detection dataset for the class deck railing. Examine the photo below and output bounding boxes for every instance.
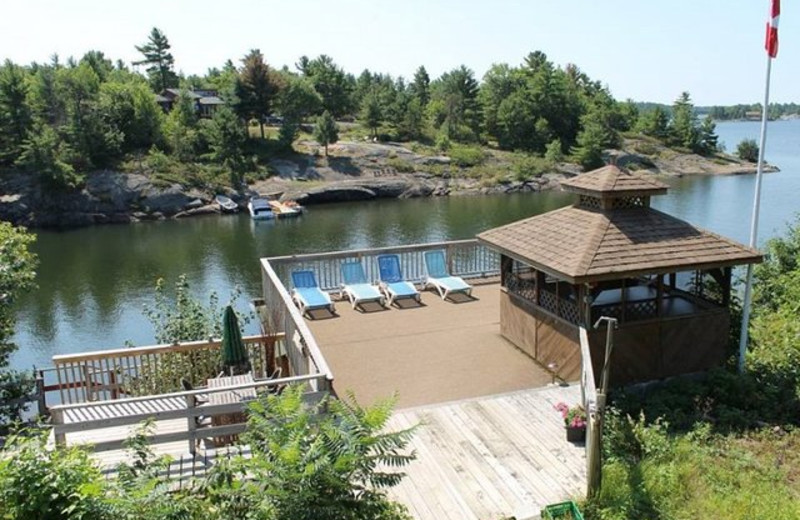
[265,239,499,292]
[580,327,600,496]
[261,259,333,394]
[51,335,282,405]
[50,374,327,453]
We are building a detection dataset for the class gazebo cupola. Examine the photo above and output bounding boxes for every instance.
[560,164,668,211]
[478,165,762,386]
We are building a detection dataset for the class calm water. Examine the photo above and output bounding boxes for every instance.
[9,120,800,370]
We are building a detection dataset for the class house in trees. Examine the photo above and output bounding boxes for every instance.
[478,165,762,386]
[156,88,226,118]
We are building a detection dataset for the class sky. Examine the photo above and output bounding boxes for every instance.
[1,0,796,106]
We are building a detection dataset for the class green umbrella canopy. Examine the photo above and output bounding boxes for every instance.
[221,305,248,370]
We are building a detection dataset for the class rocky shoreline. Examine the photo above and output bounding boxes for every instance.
[0,139,777,229]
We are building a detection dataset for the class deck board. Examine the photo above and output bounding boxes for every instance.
[387,385,586,520]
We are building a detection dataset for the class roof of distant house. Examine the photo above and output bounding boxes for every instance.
[198,96,225,105]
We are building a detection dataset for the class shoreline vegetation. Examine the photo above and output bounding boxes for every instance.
[0,29,785,229]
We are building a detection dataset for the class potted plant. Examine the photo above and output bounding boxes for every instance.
[555,402,586,443]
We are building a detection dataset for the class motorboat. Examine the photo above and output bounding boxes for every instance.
[215,194,239,213]
[247,198,275,220]
[269,200,305,219]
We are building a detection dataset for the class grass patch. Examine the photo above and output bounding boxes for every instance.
[632,141,661,157]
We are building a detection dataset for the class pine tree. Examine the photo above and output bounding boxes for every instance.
[204,105,248,182]
[0,60,33,164]
[360,91,382,139]
[669,91,699,151]
[235,49,280,139]
[697,116,719,155]
[133,28,178,92]
[313,110,338,156]
[409,66,430,107]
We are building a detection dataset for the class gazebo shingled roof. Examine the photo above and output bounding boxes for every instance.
[559,165,669,197]
[477,165,762,283]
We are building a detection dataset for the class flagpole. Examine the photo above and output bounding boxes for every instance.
[737,54,773,373]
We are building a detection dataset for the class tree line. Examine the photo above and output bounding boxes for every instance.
[705,102,800,121]
[0,27,725,191]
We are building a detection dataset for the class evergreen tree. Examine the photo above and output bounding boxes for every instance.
[669,91,699,151]
[164,90,200,161]
[360,90,382,138]
[697,116,719,155]
[204,105,248,182]
[16,123,80,189]
[133,27,178,92]
[235,49,280,139]
[399,97,424,140]
[57,62,122,168]
[303,55,352,118]
[80,50,114,82]
[0,60,33,164]
[409,66,430,107]
[313,110,338,156]
[428,65,481,142]
[572,118,607,171]
[636,106,670,139]
[28,63,64,126]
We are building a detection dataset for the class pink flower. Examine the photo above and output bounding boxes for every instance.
[555,402,586,428]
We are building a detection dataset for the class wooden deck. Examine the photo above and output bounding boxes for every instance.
[75,383,586,520]
[307,282,554,408]
[388,384,586,520]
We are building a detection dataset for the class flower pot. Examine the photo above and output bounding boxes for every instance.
[566,425,586,443]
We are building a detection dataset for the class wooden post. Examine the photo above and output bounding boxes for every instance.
[185,394,197,455]
[500,255,512,287]
[722,267,732,307]
[656,275,664,317]
[535,269,545,307]
[35,371,47,417]
[51,408,66,447]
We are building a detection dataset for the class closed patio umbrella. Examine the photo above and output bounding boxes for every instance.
[222,305,249,375]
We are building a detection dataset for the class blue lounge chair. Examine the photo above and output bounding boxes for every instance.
[377,254,421,306]
[339,261,385,310]
[291,270,335,316]
[424,250,473,300]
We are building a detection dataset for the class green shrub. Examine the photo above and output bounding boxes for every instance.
[737,138,759,162]
[0,431,109,519]
[448,145,485,167]
[242,385,415,520]
[386,157,416,173]
[544,139,564,164]
[435,132,451,152]
[511,154,549,181]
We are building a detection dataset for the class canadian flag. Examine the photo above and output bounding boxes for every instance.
[766,0,780,58]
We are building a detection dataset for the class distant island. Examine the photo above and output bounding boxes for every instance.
[0,28,781,228]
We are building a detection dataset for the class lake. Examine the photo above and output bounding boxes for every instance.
[9,120,800,370]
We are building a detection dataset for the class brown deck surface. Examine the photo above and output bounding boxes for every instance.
[306,283,553,409]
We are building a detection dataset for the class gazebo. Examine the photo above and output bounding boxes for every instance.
[478,165,762,386]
